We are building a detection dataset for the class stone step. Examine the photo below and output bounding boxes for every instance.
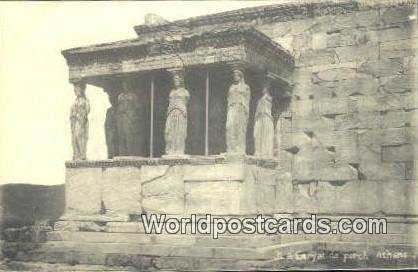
[31,241,280,260]
[279,233,412,245]
[13,253,274,271]
[13,250,279,270]
[8,241,418,270]
[46,231,282,248]
[151,256,274,271]
[7,240,291,264]
[106,222,146,233]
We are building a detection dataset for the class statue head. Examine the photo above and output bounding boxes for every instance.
[232,69,244,84]
[121,81,130,93]
[172,72,184,89]
[73,82,86,97]
[262,86,271,96]
[262,76,273,96]
[107,92,118,106]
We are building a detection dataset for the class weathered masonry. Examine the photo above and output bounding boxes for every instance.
[22,1,418,269]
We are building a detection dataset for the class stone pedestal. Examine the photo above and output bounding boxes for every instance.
[63,156,279,220]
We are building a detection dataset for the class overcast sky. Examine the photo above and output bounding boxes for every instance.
[0,1,289,185]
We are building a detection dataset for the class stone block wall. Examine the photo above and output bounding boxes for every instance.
[257,2,417,215]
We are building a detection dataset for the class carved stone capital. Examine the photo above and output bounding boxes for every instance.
[228,61,247,74]
[167,68,185,77]
[69,78,84,85]
[263,73,274,90]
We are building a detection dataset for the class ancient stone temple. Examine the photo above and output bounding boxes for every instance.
[10,1,418,270]
[62,24,294,217]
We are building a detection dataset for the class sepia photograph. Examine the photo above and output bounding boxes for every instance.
[0,0,417,270]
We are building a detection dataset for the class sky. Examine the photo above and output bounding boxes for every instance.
[0,1,282,185]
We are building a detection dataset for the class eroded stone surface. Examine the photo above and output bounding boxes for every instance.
[141,165,185,214]
[102,166,142,216]
[185,180,242,214]
[65,168,102,215]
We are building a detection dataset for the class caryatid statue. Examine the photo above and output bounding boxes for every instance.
[70,81,90,161]
[226,67,251,154]
[254,78,274,158]
[104,90,118,159]
[116,81,142,156]
[164,70,190,156]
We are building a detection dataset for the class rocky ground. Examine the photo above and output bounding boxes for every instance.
[0,259,137,272]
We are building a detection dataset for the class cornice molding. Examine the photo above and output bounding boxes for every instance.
[133,0,416,36]
[62,26,293,66]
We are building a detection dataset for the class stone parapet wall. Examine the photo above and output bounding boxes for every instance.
[64,158,417,218]
[64,157,280,218]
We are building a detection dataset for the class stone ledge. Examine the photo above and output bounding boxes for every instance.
[59,213,129,222]
[65,156,279,169]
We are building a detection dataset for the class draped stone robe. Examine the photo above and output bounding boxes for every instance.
[254,92,274,157]
[70,96,90,160]
[165,87,190,155]
[226,82,251,154]
[116,92,142,156]
[105,105,118,158]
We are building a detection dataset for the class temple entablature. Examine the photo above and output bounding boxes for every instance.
[62,25,294,84]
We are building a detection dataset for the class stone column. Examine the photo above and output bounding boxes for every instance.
[70,81,90,161]
[104,88,119,159]
[164,69,190,156]
[225,64,251,155]
[254,75,274,158]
